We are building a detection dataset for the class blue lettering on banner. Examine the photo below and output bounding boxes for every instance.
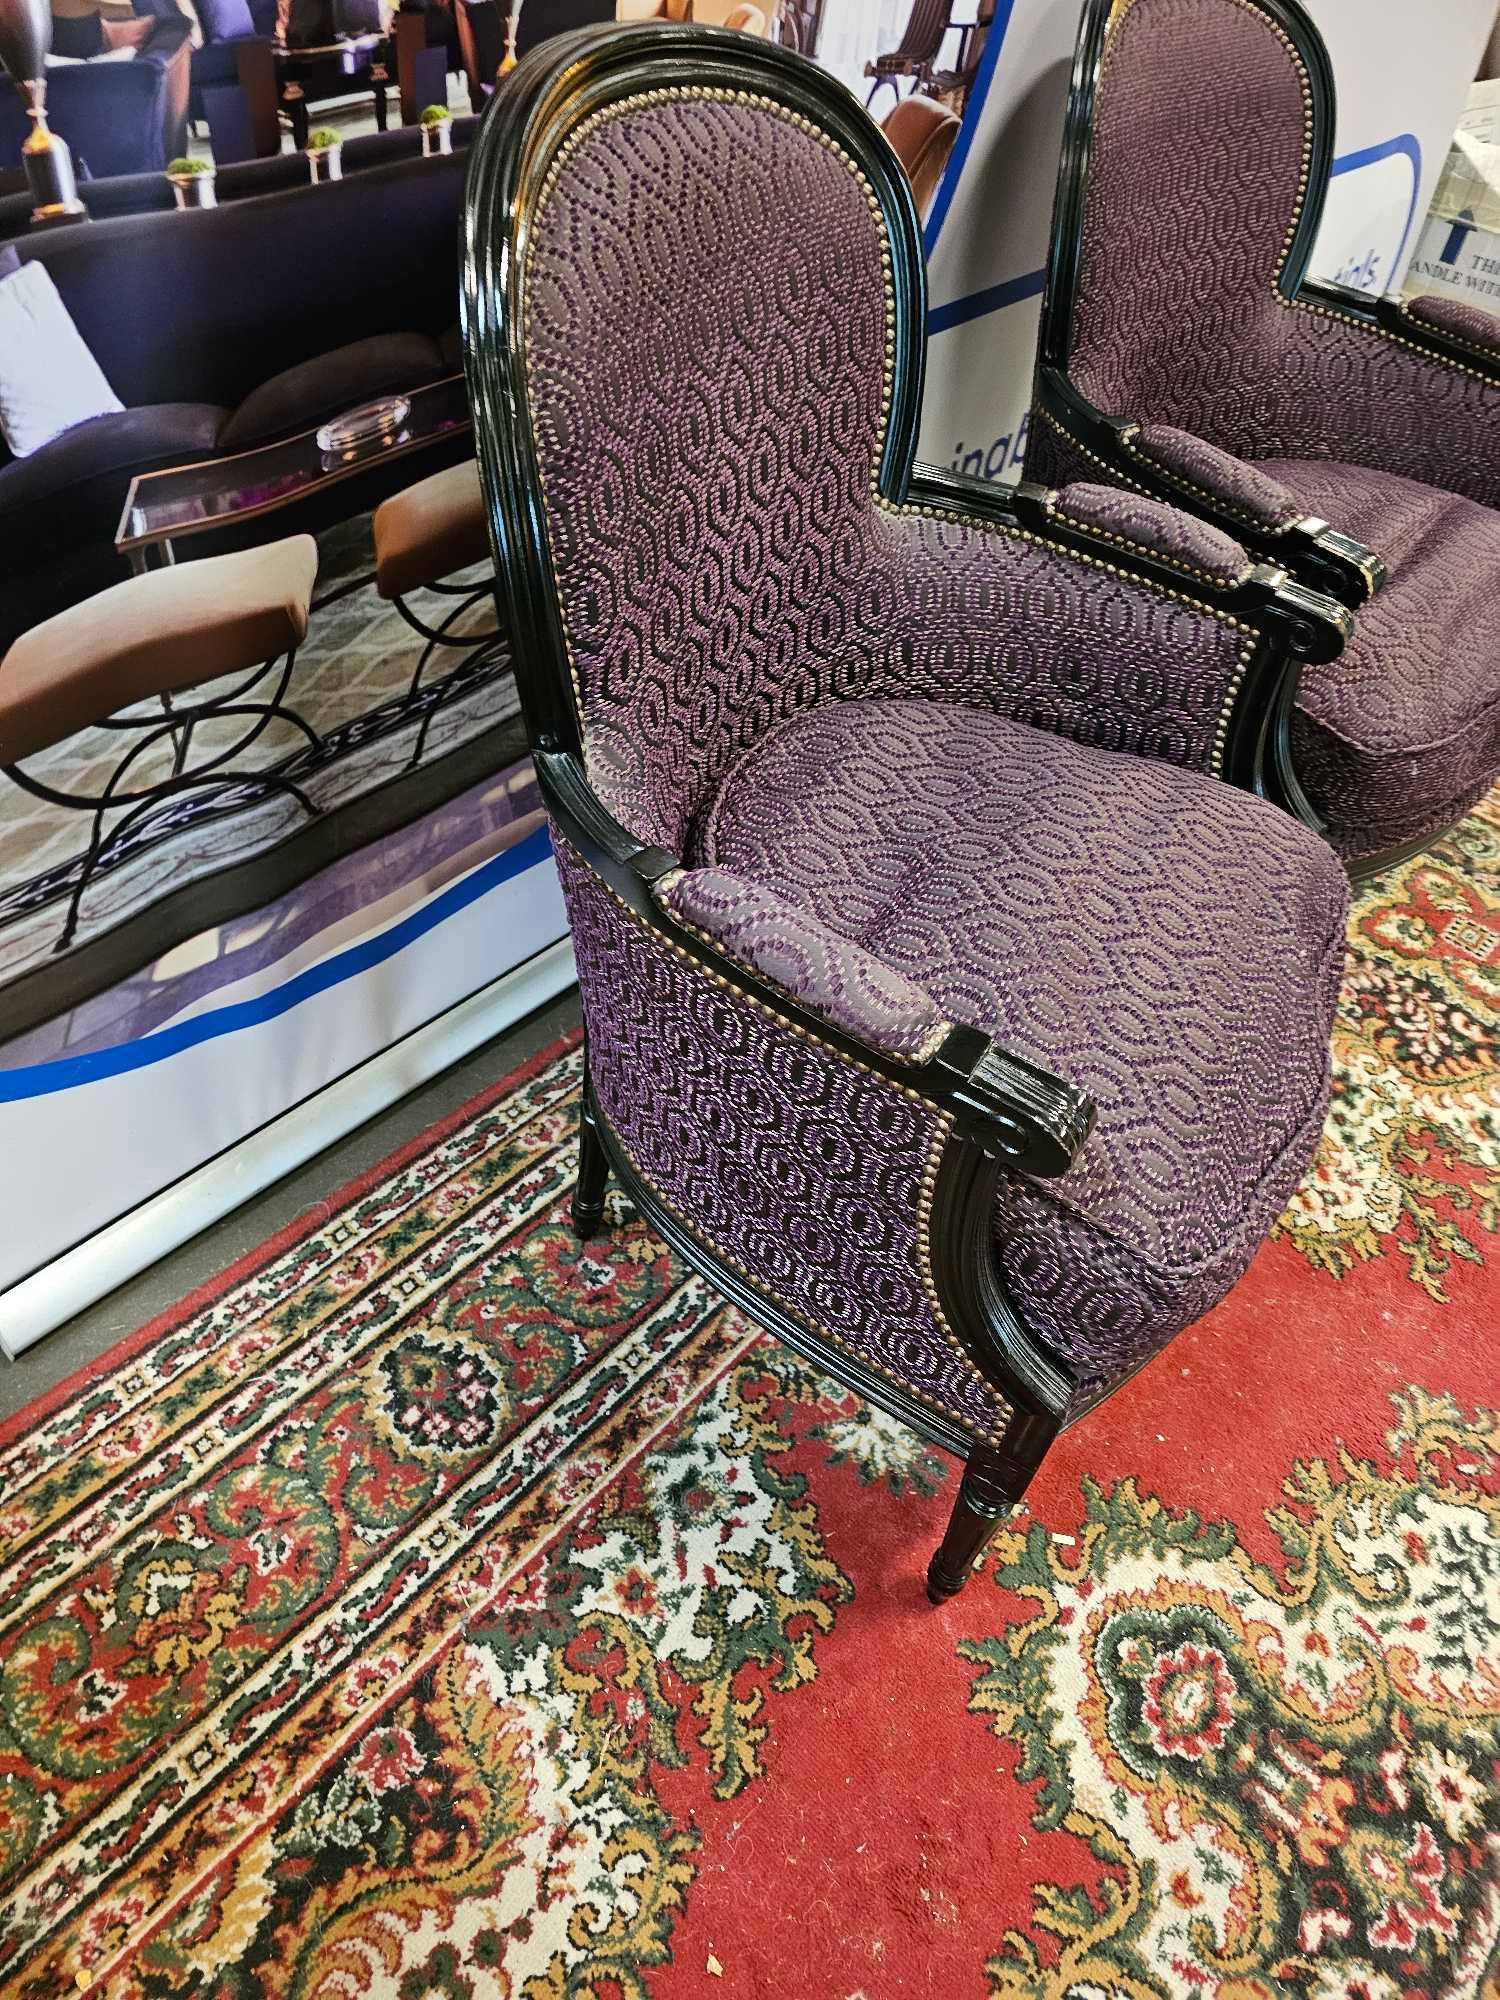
[951,413,1029,482]
[1333,247,1382,289]
[1326,133,1424,294]
[1441,211,1477,265]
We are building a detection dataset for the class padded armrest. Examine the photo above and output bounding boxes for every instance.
[1043,481,1253,588]
[656,866,951,1063]
[1122,424,1304,533]
[1400,294,1500,363]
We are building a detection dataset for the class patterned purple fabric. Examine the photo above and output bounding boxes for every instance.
[658,867,950,1061]
[693,698,1348,1399]
[1258,457,1500,860]
[1402,294,1500,361]
[1046,479,1253,585]
[1048,0,1500,511]
[523,94,1256,853]
[522,87,1348,1430]
[1126,426,1304,532]
[1027,410,1106,494]
[555,837,1015,1444]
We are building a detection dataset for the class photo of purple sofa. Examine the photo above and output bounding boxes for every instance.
[0,146,474,647]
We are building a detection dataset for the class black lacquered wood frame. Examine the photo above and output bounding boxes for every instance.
[459,24,1334,1597]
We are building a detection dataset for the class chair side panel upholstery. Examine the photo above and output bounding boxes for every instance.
[554,836,1016,1446]
[844,509,1255,779]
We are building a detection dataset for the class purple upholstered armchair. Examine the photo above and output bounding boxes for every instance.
[461,24,1352,1601]
[1026,0,1500,874]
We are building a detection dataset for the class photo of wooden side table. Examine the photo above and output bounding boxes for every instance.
[274,30,391,147]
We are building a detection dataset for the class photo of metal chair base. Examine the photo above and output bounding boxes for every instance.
[0,537,321,954]
[372,457,504,766]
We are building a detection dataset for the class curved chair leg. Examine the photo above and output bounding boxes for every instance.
[927,1420,1056,1605]
[572,1089,611,1240]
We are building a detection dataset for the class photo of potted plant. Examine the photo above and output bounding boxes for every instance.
[305,127,344,183]
[166,156,216,209]
[419,102,452,157]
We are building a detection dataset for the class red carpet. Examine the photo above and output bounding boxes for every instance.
[0,796,1496,1999]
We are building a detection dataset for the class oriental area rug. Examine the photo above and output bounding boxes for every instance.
[1,795,1497,2000]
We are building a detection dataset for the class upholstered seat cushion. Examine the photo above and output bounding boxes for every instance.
[690,697,1348,1399]
[0,536,317,763]
[373,457,486,600]
[1255,458,1500,860]
[216,334,448,450]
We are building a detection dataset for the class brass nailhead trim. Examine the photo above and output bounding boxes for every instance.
[1038,404,1155,503]
[562,837,1013,1444]
[1120,429,1301,533]
[1388,304,1500,371]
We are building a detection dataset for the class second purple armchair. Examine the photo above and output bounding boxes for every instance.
[461,24,1351,1600]
[1027,0,1500,873]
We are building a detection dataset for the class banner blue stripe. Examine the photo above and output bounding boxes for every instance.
[926,136,1420,341]
[923,0,1018,254]
[928,264,1046,336]
[0,825,556,1104]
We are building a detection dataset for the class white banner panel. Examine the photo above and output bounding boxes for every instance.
[917,0,1498,476]
[0,803,569,1349]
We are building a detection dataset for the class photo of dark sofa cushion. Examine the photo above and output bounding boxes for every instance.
[0,152,472,646]
[217,333,450,450]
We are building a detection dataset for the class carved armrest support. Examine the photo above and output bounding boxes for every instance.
[990,474,1354,667]
[1306,277,1500,383]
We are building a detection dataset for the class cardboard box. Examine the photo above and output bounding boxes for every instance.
[1403,78,1500,306]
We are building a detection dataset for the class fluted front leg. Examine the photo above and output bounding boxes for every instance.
[927,1420,1056,1604]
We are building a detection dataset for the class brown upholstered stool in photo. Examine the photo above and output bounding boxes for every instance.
[880,94,961,223]
[371,458,504,763]
[0,537,320,952]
